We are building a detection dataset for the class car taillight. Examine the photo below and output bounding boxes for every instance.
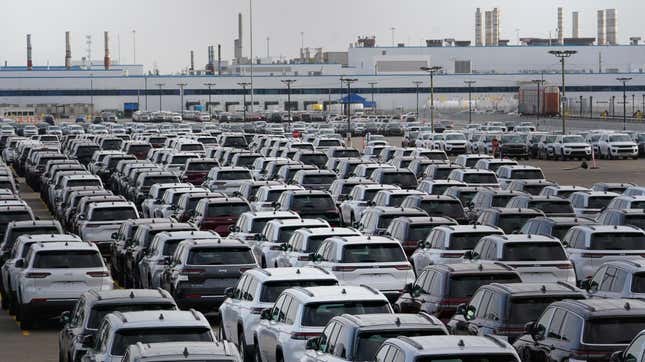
[87,271,110,277]
[240,267,253,273]
[250,307,265,314]
[298,255,312,261]
[581,253,607,258]
[440,252,464,258]
[291,332,320,340]
[332,266,357,272]
[394,264,412,270]
[494,327,524,335]
[180,268,205,275]
[556,264,573,269]
[26,272,51,278]
[269,245,282,251]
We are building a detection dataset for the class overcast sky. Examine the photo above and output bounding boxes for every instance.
[2,0,643,73]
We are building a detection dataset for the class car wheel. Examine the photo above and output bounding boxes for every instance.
[276,350,284,362]
[261,257,267,269]
[254,338,263,362]
[0,286,7,310]
[9,291,17,316]
[18,305,32,330]
[239,331,253,362]
[218,317,226,340]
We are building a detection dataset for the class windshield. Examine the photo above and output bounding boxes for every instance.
[551,225,577,240]
[0,211,32,224]
[187,247,255,265]
[587,196,615,209]
[301,154,327,166]
[206,203,249,217]
[162,240,182,256]
[68,179,101,188]
[259,279,338,302]
[302,175,336,185]
[449,233,499,250]
[624,215,645,229]
[381,173,417,188]
[301,301,390,327]
[33,250,103,268]
[111,327,213,356]
[341,243,406,263]
[415,355,519,362]
[90,207,137,221]
[217,171,251,181]
[590,233,645,250]
[88,303,175,330]
[181,144,204,152]
[187,162,218,171]
[529,201,574,214]
[502,242,566,261]
[449,274,521,298]
[501,135,525,143]
[463,174,497,184]
[143,176,179,187]
[292,195,335,210]
[492,195,514,207]
[356,330,446,361]
[445,134,466,141]
[2,227,61,252]
[332,149,360,158]
[235,156,258,169]
[510,170,544,180]
[584,318,645,344]
[509,296,583,325]
[563,136,585,143]
[610,135,632,142]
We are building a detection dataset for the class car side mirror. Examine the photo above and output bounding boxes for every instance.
[260,308,272,320]
[352,222,362,229]
[456,303,467,316]
[81,334,96,348]
[111,232,118,240]
[14,259,24,268]
[465,305,477,321]
[254,233,264,241]
[248,196,256,202]
[224,287,235,298]
[305,336,320,350]
[229,225,240,232]
[78,214,86,220]
[525,321,544,341]
[610,350,625,362]
[280,243,292,252]
[59,311,71,324]
[580,279,592,291]
[463,250,478,260]
[410,285,423,298]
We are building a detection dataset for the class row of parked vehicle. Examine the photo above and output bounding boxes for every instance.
[1,120,645,362]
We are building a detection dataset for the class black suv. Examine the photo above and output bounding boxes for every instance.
[449,282,585,344]
[394,263,522,322]
[514,299,645,362]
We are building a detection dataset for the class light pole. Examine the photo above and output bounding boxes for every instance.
[341,78,358,144]
[177,83,187,117]
[368,82,377,111]
[531,79,546,121]
[249,0,254,114]
[144,75,148,111]
[89,73,94,115]
[549,50,577,134]
[464,80,476,124]
[238,82,251,121]
[617,77,632,130]
[633,94,636,115]
[420,66,443,131]
[155,83,165,111]
[203,82,216,112]
[281,79,296,130]
[390,27,396,46]
[413,81,423,120]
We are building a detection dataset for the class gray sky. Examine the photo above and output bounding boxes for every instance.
[2,0,643,73]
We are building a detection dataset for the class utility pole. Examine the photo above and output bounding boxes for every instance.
[464,80,476,124]
[90,73,94,115]
[420,66,443,131]
[549,50,577,134]
[633,94,636,115]
[237,82,251,121]
[155,83,165,111]
[341,78,358,145]
[177,83,187,117]
[249,0,254,114]
[132,30,136,64]
[617,77,632,130]
[203,82,216,112]
[413,81,423,120]
[281,79,297,130]
[390,27,396,46]
[368,82,378,111]
[531,79,545,121]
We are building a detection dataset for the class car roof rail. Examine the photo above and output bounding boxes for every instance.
[311,265,331,275]
[492,262,514,271]
[188,308,201,321]
[113,311,128,323]
[292,287,314,297]
[156,288,168,298]
[397,336,423,350]
[484,335,508,348]
[555,281,578,291]
[360,284,380,295]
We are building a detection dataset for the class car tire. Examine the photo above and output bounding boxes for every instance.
[276,350,283,362]
[9,291,17,316]
[18,305,32,330]
[254,337,263,362]
[239,331,253,362]
[0,287,7,310]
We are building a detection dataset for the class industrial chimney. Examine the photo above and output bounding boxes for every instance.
[597,10,606,45]
[234,13,243,63]
[190,50,195,74]
[491,8,500,46]
[103,31,111,70]
[65,31,72,69]
[27,34,32,70]
[557,7,564,45]
[217,44,222,75]
[475,8,483,46]
[605,8,617,45]
[484,11,492,46]
[572,12,579,39]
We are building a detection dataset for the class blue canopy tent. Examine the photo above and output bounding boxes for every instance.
[338,93,376,108]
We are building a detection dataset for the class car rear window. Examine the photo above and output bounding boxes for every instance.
[420,201,464,219]
[33,250,103,268]
[529,201,574,214]
[301,154,327,166]
[143,176,179,187]
[590,232,645,250]
[302,174,336,185]
[318,140,342,147]
[180,144,204,152]
[90,207,138,221]
[68,179,101,188]
[509,296,583,324]
[206,203,250,217]
[292,195,335,210]
[502,242,567,261]
[407,225,440,242]
[101,140,122,149]
[381,173,417,188]
[169,155,194,165]
[584,317,645,344]
[301,301,390,327]
[449,274,521,298]
[463,174,497,184]
[449,233,500,250]
[523,185,547,195]
[356,329,446,361]
[187,162,218,171]
[0,211,32,224]
[250,216,298,234]
[111,327,213,356]
[88,303,176,329]
[341,243,406,263]
[497,214,537,234]
[187,247,255,265]
[217,171,252,181]
[510,170,544,180]
[128,144,151,153]
[259,279,338,302]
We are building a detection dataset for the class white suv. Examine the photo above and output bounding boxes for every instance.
[254,285,392,362]
[15,241,113,329]
[250,184,304,211]
[339,184,400,225]
[218,267,339,362]
[310,235,415,301]
[597,133,638,159]
[254,218,330,268]
[275,227,362,268]
[229,210,301,244]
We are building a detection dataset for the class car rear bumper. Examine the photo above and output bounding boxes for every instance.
[22,298,77,318]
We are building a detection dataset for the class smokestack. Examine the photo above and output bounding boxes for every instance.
[234,13,243,63]
[190,50,195,73]
[103,31,111,70]
[492,8,500,46]
[65,31,72,69]
[484,11,492,46]
[557,7,564,45]
[597,10,606,45]
[475,8,483,46]
[26,34,32,70]
[217,44,222,75]
[606,8,617,45]
[571,12,579,38]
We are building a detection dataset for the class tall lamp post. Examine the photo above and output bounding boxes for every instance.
[89,73,94,116]
[420,66,443,131]
[155,83,165,111]
[237,82,251,122]
[177,83,187,117]
[281,79,297,130]
[548,50,577,134]
[464,80,476,124]
[341,78,358,145]
[203,82,216,112]
[617,77,632,131]
[368,82,378,111]
[413,81,423,120]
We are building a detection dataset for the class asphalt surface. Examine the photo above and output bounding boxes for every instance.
[3,132,645,361]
